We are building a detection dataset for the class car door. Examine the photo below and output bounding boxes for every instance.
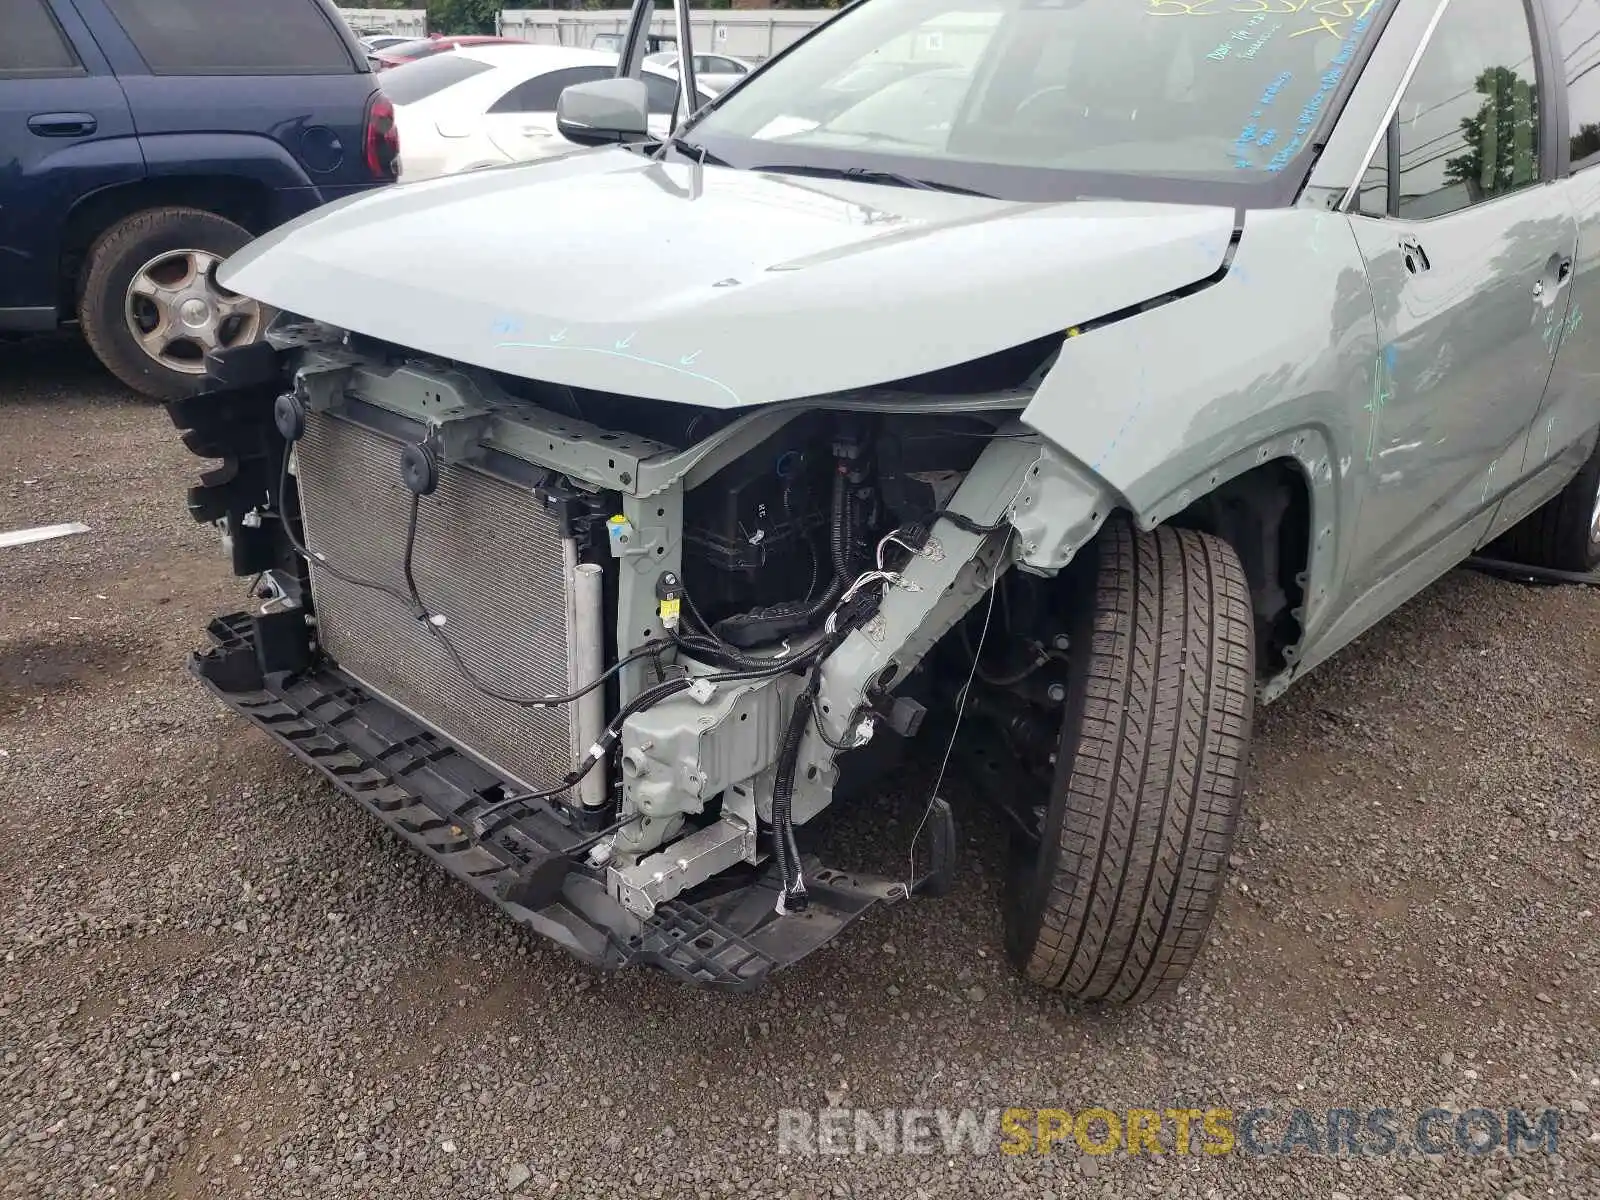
[691,55,747,94]
[1494,0,1600,533]
[0,0,140,329]
[1342,0,1577,593]
[483,65,611,161]
[84,0,376,200]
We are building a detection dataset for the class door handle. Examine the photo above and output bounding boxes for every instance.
[28,112,97,137]
[1536,253,1575,303]
[1399,235,1431,274]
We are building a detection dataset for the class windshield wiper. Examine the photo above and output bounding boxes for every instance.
[662,136,731,167]
[751,163,994,197]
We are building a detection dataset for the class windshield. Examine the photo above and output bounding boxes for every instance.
[689,0,1384,202]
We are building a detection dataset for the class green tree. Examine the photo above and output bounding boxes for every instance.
[425,0,499,34]
[1573,121,1600,163]
[1443,66,1537,202]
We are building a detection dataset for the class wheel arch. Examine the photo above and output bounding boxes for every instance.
[1010,427,1334,691]
[59,176,275,314]
[1161,448,1325,686]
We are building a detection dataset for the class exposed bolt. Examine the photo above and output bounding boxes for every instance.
[1046,683,1067,704]
[1052,633,1071,652]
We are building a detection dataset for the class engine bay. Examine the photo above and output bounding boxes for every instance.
[170,326,1106,986]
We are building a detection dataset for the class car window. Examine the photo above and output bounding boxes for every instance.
[1356,128,1390,216]
[1392,0,1540,219]
[1554,0,1600,169]
[826,70,971,148]
[643,72,679,115]
[690,0,1388,196]
[642,72,712,116]
[490,66,613,114]
[592,35,621,52]
[103,0,354,74]
[382,54,495,106]
[1,0,81,76]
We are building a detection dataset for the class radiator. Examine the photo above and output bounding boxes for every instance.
[294,411,583,790]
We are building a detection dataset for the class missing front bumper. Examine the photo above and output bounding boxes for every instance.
[190,613,907,991]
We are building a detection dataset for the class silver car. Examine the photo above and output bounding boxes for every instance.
[645,48,755,95]
[167,0,1600,1002]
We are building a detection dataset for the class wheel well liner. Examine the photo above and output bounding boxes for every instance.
[1169,457,1311,677]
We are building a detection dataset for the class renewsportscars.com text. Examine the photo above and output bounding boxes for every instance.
[776,1106,1563,1158]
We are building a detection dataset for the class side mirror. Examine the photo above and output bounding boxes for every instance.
[557,78,650,147]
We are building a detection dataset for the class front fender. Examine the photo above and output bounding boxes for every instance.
[1021,207,1380,644]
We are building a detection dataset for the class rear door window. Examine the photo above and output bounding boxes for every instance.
[102,0,356,74]
[489,66,613,114]
[1554,0,1600,169]
[383,54,494,105]
[644,72,711,114]
[1,0,82,76]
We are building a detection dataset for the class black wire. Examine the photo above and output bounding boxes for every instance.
[810,699,863,751]
[281,438,864,850]
[565,812,637,856]
[396,489,668,710]
[475,647,833,826]
[276,445,414,608]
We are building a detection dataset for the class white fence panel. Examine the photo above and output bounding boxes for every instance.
[496,9,833,62]
[338,8,429,38]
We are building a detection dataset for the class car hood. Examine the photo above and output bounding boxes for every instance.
[222,148,1234,409]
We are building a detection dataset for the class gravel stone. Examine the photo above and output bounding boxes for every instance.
[3,335,1599,1200]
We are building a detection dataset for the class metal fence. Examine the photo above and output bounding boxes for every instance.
[335,7,838,61]
[337,7,428,37]
[495,9,832,61]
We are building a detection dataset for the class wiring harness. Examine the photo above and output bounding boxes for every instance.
[267,395,1011,915]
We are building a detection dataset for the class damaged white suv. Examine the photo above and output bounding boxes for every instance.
[168,0,1600,1001]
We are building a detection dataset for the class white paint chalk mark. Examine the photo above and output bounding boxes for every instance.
[0,522,90,549]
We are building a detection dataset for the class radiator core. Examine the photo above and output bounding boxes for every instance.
[294,411,582,790]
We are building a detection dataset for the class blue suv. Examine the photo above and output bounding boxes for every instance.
[1,0,398,399]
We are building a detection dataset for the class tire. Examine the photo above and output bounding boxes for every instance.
[78,206,264,401]
[1004,520,1255,1006]
[1490,433,1600,573]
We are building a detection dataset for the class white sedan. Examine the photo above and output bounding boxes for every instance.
[644,50,755,96]
[386,45,712,182]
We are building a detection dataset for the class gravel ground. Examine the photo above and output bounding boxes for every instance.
[2,334,1599,1200]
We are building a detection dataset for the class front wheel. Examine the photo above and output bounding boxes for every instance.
[78,206,265,401]
[1004,521,1255,1006]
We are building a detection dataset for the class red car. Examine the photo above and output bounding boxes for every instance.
[368,36,524,71]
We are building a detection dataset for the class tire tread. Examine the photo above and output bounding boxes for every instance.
[1013,521,1255,1005]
